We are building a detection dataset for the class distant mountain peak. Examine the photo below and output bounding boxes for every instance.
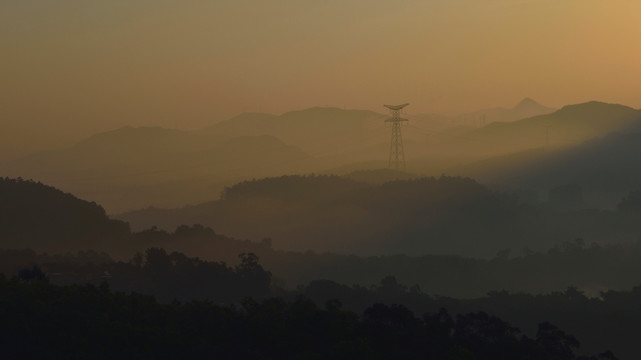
[517,97,538,106]
[514,97,548,110]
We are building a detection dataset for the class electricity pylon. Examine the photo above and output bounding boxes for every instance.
[384,103,409,170]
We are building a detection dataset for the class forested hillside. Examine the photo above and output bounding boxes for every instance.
[0,177,129,251]
[3,274,617,360]
[1,251,625,360]
[119,175,641,257]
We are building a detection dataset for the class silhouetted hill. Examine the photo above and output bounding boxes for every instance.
[5,101,638,213]
[118,175,500,256]
[0,177,129,251]
[462,97,556,125]
[515,97,552,111]
[462,129,641,208]
[118,174,641,257]
[207,106,451,178]
[212,112,278,134]
[0,127,311,212]
[439,101,641,158]
[504,97,556,121]
[412,98,555,130]
[4,274,614,360]
[1,246,633,357]
[207,107,388,156]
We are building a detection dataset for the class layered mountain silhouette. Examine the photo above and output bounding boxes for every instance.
[4,101,639,213]
[206,107,387,155]
[205,107,404,169]
[116,174,641,257]
[459,127,641,208]
[464,97,556,124]
[0,177,129,251]
[410,98,555,131]
[0,127,311,212]
[0,107,404,212]
[429,101,641,159]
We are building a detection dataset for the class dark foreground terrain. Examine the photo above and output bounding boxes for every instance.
[1,176,639,358]
[3,249,639,359]
[0,272,618,360]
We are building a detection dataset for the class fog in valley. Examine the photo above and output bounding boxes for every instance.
[3,1,641,358]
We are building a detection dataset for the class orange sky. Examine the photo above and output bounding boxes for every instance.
[2,0,641,157]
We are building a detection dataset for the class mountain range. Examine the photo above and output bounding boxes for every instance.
[0,127,311,212]
[459,128,641,208]
[116,173,641,258]
[3,99,640,213]
[411,97,556,131]
[418,101,641,159]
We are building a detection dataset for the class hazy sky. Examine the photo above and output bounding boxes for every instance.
[2,0,641,156]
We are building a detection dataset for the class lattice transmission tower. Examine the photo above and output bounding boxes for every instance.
[384,103,409,170]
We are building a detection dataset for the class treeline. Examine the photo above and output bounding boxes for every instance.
[294,277,641,359]
[122,175,524,256]
[0,177,129,251]
[120,174,641,257]
[259,238,641,298]
[8,221,641,299]
[0,275,616,360]
[6,174,641,261]
[8,175,641,298]
[106,225,641,298]
[4,247,641,357]
[221,174,366,201]
[1,248,271,304]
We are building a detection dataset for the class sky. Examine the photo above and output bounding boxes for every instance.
[2,0,641,157]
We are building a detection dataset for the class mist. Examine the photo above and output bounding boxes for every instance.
[3,0,641,159]
[3,1,641,358]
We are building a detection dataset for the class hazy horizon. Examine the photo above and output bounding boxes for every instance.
[4,2,641,358]
[3,0,641,156]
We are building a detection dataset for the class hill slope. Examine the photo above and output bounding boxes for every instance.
[0,127,312,213]
[117,174,641,257]
[459,97,556,125]
[0,177,129,251]
[460,129,641,208]
[437,101,641,158]
[206,107,389,156]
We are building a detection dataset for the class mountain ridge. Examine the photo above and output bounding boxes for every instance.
[0,126,312,213]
